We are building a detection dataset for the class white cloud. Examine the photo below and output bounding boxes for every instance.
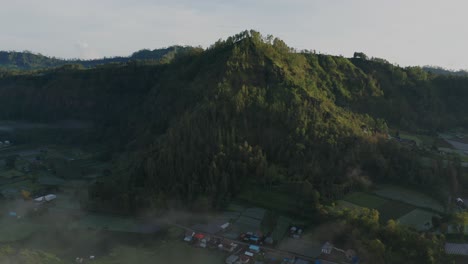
[76,42,89,50]
[75,41,100,59]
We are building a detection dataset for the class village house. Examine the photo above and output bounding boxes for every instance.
[218,240,238,252]
[321,242,333,254]
[248,245,260,253]
[34,194,57,203]
[183,231,195,242]
[226,254,239,264]
[240,254,251,264]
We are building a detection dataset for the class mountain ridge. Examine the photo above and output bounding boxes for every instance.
[0,30,465,213]
[0,45,200,70]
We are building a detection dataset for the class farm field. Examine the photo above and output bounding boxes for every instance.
[278,237,321,258]
[237,187,298,213]
[336,200,363,210]
[341,192,415,222]
[377,200,415,222]
[341,185,447,228]
[397,209,438,231]
[0,218,38,242]
[69,214,143,233]
[271,216,292,242]
[222,206,267,240]
[344,192,386,209]
[236,185,314,218]
[92,241,225,264]
[374,185,445,213]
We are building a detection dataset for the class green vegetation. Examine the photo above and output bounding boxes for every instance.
[2,30,468,263]
[0,46,200,70]
[342,191,416,222]
[344,192,387,209]
[0,31,463,217]
[399,131,424,146]
[377,200,416,222]
[374,185,445,213]
[271,216,291,242]
[336,200,364,210]
[93,242,225,264]
[236,184,317,218]
[69,214,141,233]
[422,66,468,76]
[329,208,446,263]
[0,219,37,242]
[0,246,64,264]
[397,209,439,231]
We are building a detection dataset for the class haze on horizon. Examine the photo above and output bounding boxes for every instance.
[1,0,467,70]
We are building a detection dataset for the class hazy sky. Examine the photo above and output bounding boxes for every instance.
[1,0,468,69]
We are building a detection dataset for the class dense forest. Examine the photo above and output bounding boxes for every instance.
[2,30,468,263]
[0,46,198,70]
[0,31,467,213]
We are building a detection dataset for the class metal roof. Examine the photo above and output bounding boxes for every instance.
[445,243,468,255]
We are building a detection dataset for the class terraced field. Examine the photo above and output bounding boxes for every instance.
[378,200,415,222]
[374,185,444,213]
[397,209,438,231]
[344,192,386,209]
[341,192,416,222]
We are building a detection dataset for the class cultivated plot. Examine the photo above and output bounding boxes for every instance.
[271,216,291,242]
[0,218,38,242]
[377,200,415,222]
[342,192,416,222]
[278,237,321,258]
[397,209,438,231]
[93,241,225,264]
[344,192,387,209]
[374,185,444,213]
[336,200,364,210]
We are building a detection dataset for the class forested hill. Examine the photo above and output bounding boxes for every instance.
[423,66,468,76]
[0,46,198,70]
[0,30,468,214]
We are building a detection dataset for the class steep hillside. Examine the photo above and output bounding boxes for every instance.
[351,58,468,131]
[0,31,465,213]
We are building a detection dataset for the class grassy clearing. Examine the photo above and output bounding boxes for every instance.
[0,219,38,242]
[336,200,364,210]
[271,216,291,242]
[344,192,387,209]
[226,203,245,213]
[397,209,438,231]
[341,192,415,222]
[237,188,293,212]
[0,179,38,194]
[93,241,225,264]
[378,200,416,222]
[399,132,423,146]
[374,185,444,213]
[278,237,321,258]
[0,169,23,179]
[237,187,313,218]
[69,214,140,233]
